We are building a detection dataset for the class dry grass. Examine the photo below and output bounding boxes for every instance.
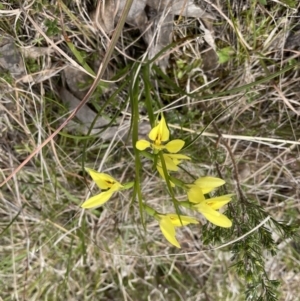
[1,0,300,300]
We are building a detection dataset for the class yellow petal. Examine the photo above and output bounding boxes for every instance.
[149,115,169,144]
[194,177,226,194]
[166,214,199,226]
[162,155,179,171]
[136,140,151,151]
[157,165,166,180]
[85,168,120,190]
[165,139,185,153]
[205,194,233,210]
[187,186,205,203]
[148,126,158,141]
[195,203,232,228]
[81,190,114,209]
[159,217,180,248]
[167,153,191,165]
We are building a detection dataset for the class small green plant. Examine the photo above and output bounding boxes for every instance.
[82,113,233,248]
[44,18,61,36]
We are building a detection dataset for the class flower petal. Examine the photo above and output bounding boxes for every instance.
[159,217,180,248]
[195,203,232,228]
[162,155,179,171]
[81,190,114,209]
[166,214,199,227]
[166,153,191,165]
[85,168,120,190]
[165,139,185,153]
[205,194,233,210]
[194,177,225,194]
[149,115,169,143]
[157,165,166,180]
[187,186,205,203]
[136,140,151,151]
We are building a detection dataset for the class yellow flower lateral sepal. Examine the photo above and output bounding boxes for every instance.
[156,153,191,187]
[136,114,185,153]
[81,168,124,209]
[186,176,225,205]
[188,185,233,228]
[158,214,199,248]
[188,176,226,196]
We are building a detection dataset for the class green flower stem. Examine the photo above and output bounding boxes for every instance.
[143,204,157,217]
[130,62,145,227]
[158,151,174,195]
[158,151,181,214]
[169,176,189,190]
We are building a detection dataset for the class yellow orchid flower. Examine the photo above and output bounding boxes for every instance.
[136,114,185,153]
[188,176,226,195]
[187,176,226,204]
[156,153,191,187]
[163,153,191,166]
[81,168,123,209]
[188,185,233,228]
[158,214,199,248]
